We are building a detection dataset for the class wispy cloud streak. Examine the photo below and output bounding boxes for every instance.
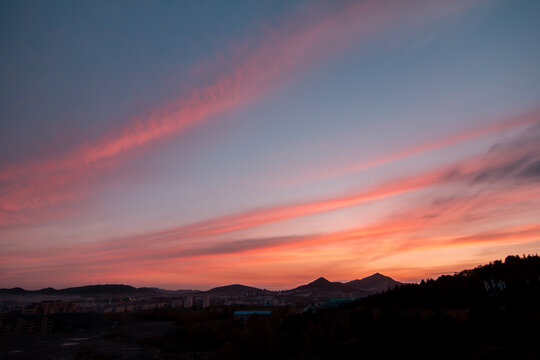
[98,120,540,248]
[290,109,540,185]
[0,0,479,226]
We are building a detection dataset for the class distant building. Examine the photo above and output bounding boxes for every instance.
[301,297,358,313]
[0,316,53,336]
[484,279,507,293]
[233,310,272,321]
[202,297,210,308]
[171,299,183,308]
[184,296,193,308]
[23,301,80,315]
[255,295,273,306]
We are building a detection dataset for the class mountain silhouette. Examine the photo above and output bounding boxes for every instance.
[204,284,266,296]
[0,273,401,297]
[0,284,164,296]
[346,272,401,293]
[293,277,353,293]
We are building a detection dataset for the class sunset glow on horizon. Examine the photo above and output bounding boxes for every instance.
[1,0,540,290]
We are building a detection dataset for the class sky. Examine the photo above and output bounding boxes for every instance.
[1,0,540,290]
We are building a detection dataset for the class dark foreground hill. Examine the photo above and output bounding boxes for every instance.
[175,254,537,359]
[127,255,540,359]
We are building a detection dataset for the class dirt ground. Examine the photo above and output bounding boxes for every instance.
[0,319,176,359]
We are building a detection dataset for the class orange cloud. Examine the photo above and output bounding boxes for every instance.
[3,170,538,276]
[94,127,539,251]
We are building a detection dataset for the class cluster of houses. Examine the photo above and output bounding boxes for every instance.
[6,293,299,317]
[16,295,217,315]
[22,300,82,315]
[103,297,187,313]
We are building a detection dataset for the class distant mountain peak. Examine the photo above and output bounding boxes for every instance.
[365,273,387,279]
[205,284,264,295]
[346,273,401,293]
[310,277,330,284]
[293,277,352,293]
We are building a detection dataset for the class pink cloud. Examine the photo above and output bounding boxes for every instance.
[0,0,481,227]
